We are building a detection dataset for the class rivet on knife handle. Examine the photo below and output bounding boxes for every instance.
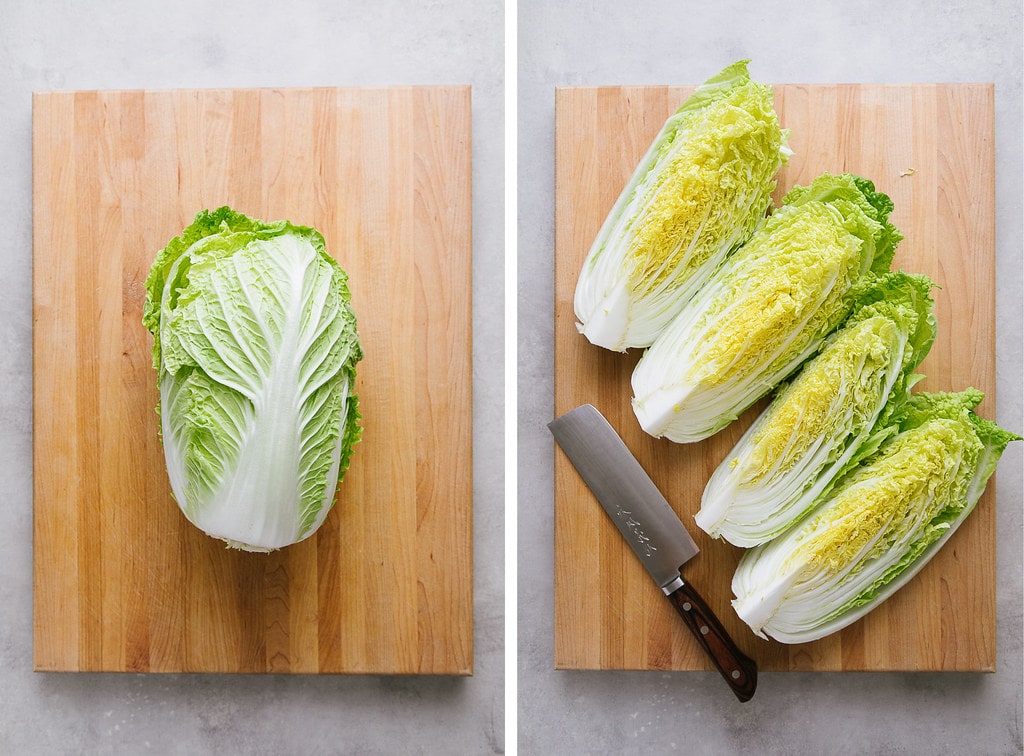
[664,576,757,702]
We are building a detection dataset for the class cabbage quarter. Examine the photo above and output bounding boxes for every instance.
[574,59,790,351]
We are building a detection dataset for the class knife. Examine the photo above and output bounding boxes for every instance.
[549,403,758,702]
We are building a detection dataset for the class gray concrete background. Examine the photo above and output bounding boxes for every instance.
[517,2,1023,754]
[5,0,1023,753]
[1,1,504,753]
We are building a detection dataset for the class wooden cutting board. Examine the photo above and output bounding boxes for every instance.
[33,86,473,674]
[554,83,996,672]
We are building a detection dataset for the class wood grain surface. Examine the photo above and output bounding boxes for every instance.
[33,86,473,674]
[554,83,996,672]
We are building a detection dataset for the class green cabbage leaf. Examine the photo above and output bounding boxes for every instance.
[631,172,901,443]
[574,60,790,351]
[696,271,937,546]
[143,207,363,552]
[730,390,1020,643]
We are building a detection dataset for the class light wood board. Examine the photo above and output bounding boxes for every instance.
[554,83,996,672]
[33,86,473,674]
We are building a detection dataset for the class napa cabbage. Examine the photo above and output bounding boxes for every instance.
[631,172,901,443]
[143,207,363,552]
[730,390,1020,644]
[696,271,937,546]
[574,59,790,351]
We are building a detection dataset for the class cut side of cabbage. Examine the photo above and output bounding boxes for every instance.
[731,390,1020,644]
[696,271,937,546]
[631,173,902,443]
[574,59,790,351]
[143,207,363,552]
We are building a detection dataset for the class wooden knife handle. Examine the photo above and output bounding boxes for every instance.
[667,580,758,702]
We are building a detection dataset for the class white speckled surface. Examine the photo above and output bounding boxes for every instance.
[517,1,1023,753]
[2,1,504,752]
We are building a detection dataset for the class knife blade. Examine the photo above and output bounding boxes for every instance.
[549,403,757,702]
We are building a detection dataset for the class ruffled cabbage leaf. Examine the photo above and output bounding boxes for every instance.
[631,172,901,443]
[696,271,937,546]
[574,59,790,351]
[731,390,1020,643]
[143,207,363,552]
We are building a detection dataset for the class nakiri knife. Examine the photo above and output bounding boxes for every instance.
[549,403,758,702]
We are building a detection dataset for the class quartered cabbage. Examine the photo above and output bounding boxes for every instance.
[631,173,901,443]
[731,390,1020,644]
[143,207,363,552]
[574,59,790,351]
[696,271,937,546]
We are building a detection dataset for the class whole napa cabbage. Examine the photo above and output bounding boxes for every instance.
[143,207,363,552]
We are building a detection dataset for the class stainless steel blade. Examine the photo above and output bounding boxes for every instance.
[549,404,698,594]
